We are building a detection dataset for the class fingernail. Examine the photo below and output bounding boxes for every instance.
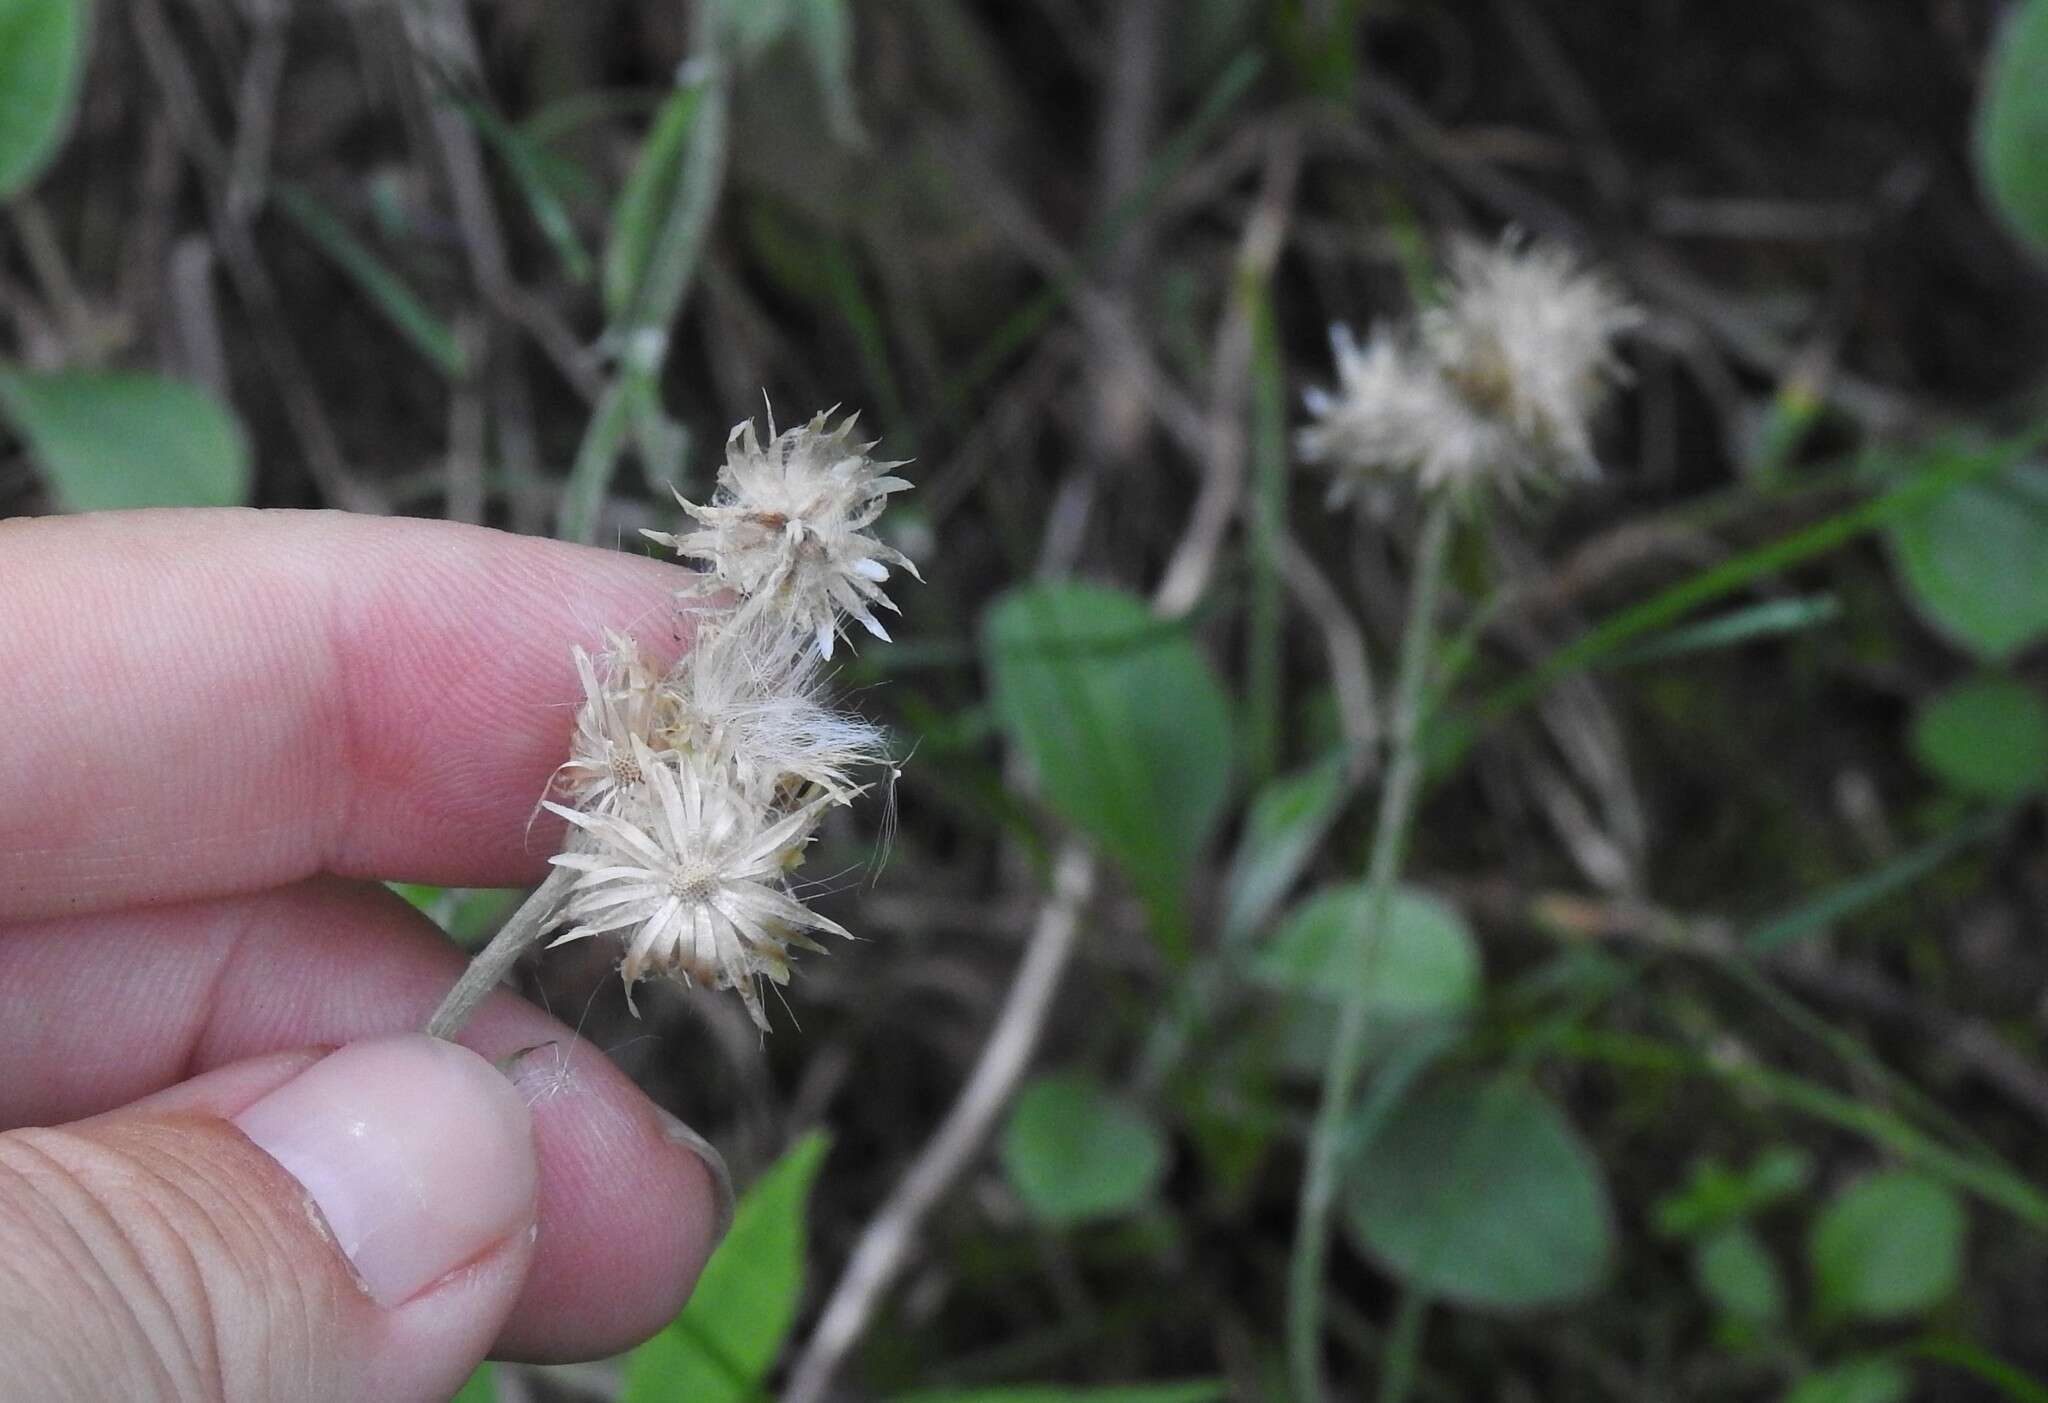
[233,1035,539,1306]
[656,1107,735,1244]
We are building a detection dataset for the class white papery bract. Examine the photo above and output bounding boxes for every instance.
[643,409,919,659]
[557,631,673,814]
[545,742,850,1030]
[1299,235,1639,503]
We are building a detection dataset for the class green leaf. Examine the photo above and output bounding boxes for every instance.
[603,75,707,324]
[792,0,864,144]
[273,185,469,378]
[0,0,86,198]
[1888,455,2048,662]
[1977,0,2048,254]
[892,1386,1226,1403]
[620,1132,830,1403]
[1000,1073,1168,1227]
[1912,677,2048,799]
[982,584,1233,927]
[0,368,250,510]
[448,91,594,283]
[1604,594,1840,668]
[1220,753,1352,943]
[1694,1223,1784,1323]
[448,1364,498,1403]
[1914,1336,2048,1403]
[1343,1075,1615,1312]
[1254,883,1480,1021]
[1782,1359,1912,1403]
[1654,1148,1814,1239]
[1809,1171,1966,1322]
[1744,807,2009,954]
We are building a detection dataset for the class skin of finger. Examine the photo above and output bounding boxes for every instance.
[0,508,691,922]
[0,878,717,1360]
[0,1107,537,1403]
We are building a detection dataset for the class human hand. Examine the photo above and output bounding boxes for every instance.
[0,509,724,1403]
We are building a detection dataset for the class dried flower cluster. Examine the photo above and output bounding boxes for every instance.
[542,409,911,1029]
[1298,235,1640,503]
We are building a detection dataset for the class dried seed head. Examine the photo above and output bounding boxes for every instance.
[1299,235,1640,503]
[537,401,917,1031]
[643,408,920,658]
[544,742,849,1030]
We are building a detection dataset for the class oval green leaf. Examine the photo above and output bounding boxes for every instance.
[1001,1072,1168,1227]
[1912,676,2048,799]
[1977,0,2048,255]
[0,368,251,511]
[982,584,1233,922]
[1221,752,1352,942]
[1695,1223,1785,1323]
[1343,1075,1615,1312]
[1888,455,2048,662]
[0,0,86,198]
[1808,1171,1966,1322]
[621,1133,830,1403]
[1254,883,1480,1020]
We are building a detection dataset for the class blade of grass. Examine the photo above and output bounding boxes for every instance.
[1446,426,2048,752]
[1600,593,1841,668]
[1745,805,2011,954]
[446,90,595,282]
[914,51,1263,444]
[561,57,730,544]
[1913,1336,2048,1403]
[1246,290,1287,785]
[1543,1028,2048,1229]
[272,183,468,378]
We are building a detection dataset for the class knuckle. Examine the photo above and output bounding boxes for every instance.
[0,1116,348,1403]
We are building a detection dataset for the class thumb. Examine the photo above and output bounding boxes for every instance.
[0,1035,540,1403]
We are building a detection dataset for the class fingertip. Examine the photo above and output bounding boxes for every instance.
[492,1066,722,1360]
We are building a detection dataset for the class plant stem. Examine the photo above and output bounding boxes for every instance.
[1376,1288,1431,1403]
[1286,498,1453,1403]
[424,865,575,1041]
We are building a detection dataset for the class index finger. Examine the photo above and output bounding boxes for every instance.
[0,508,689,921]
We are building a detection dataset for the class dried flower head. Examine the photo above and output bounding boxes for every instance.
[1299,235,1639,502]
[1297,325,1513,503]
[557,631,673,814]
[511,403,920,1032]
[544,742,852,1029]
[643,409,920,658]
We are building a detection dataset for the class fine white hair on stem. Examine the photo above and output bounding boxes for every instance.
[1298,233,1640,503]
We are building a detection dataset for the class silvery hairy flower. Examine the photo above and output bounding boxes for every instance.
[1299,235,1640,502]
[643,409,920,658]
[545,741,852,1030]
[527,404,915,1030]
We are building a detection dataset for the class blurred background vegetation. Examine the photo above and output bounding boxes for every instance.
[5,1,2048,1400]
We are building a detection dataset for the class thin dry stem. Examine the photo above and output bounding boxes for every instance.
[424,866,575,1041]
[782,843,1097,1403]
